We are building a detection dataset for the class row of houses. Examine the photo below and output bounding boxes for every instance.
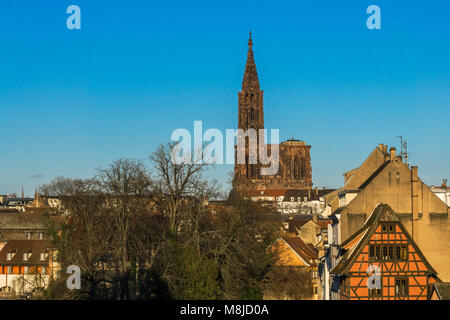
[241,143,450,300]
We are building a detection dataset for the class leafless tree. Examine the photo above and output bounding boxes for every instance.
[149,142,218,231]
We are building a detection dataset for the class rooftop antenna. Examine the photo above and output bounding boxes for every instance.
[396,136,404,161]
[403,140,408,165]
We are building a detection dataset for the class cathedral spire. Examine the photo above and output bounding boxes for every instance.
[242,31,260,92]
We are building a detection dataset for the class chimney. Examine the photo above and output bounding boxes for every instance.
[389,147,396,161]
[379,144,388,154]
[411,166,419,242]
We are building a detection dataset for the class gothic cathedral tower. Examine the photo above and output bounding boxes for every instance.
[233,32,313,192]
[233,32,264,184]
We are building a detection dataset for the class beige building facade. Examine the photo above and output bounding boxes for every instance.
[326,144,449,281]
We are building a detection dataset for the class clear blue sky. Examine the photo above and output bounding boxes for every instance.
[1,0,449,196]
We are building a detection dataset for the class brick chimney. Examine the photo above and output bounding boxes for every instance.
[390,147,397,161]
[411,166,419,242]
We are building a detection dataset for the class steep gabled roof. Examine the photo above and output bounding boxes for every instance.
[331,203,437,276]
[281,236,318,266]
[358,161,390,189]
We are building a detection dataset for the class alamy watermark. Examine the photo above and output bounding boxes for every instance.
[67,265,81,290]
[170,121,280,176]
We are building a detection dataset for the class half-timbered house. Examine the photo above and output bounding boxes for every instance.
[330,203,440,300]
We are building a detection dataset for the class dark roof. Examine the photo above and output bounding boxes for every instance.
[0,208,21,214]
[284,189,315,201]
[358,161,390,189]
[287,217,331,234]
[287,218,311,233]
[6,198,34,202]
[0,240,55,265]
[284,189,336,201]
[432,283,450,300]
[0,212,59,230]
[331,203,437,276]
[282,236,318,263]
[318,189,337,197]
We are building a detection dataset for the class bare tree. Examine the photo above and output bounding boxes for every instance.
[149,142,218,231]
[264,266,314,300]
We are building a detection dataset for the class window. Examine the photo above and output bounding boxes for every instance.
[395,246,401,259]
[396,172,400,185]
[7,266,12,274]
[369,245,375,258]
[38,232,43,240]
[375,246,381,260]
[41,267,47,275]
[383,246,389,259]
[24,266,30,274]
[395,278,408,296]
[388,172,392,186]
[23,250,33,261]
[26,232,31,240]
[6,253,12,261]
[382,223,395,233]
[40,251,49,261]
[388,246,394,259]
[291,197,295,202]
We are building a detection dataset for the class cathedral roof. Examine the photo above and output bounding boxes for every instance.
[241,31,260,92]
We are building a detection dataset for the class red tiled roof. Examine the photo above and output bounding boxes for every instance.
[316,220,332,229]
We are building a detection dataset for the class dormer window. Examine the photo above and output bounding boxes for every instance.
[291,197,294,202]
[297,197,301,202]
[6,251,16,261]
[23,249,33,261]
[40,251,49,261]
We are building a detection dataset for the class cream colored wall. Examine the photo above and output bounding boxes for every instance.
[299,221,320,245]
[341,159,449,281]
[273,240,309,267]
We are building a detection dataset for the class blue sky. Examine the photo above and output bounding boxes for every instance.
[1,0,449,196]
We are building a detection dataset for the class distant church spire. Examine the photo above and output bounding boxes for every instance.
[242,30,260,92]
